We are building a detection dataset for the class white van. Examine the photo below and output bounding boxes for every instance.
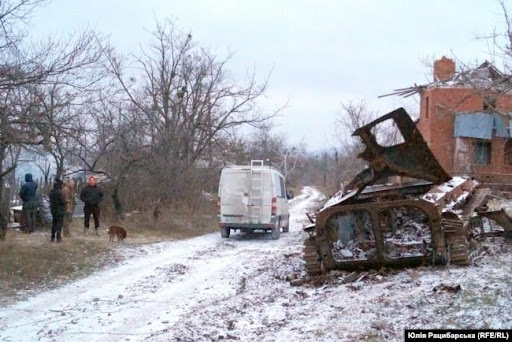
[218,160,290,239]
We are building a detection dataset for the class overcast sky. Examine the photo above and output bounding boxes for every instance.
[29,0,509,151]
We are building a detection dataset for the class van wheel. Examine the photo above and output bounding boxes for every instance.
[283,224,289,233]
[221,227,230,238]
[271,221,280,240]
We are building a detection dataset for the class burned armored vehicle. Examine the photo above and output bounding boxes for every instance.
[304,108,493,275]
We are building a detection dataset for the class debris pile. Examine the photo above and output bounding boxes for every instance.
[382,209,432,258]
[332,239,377,260]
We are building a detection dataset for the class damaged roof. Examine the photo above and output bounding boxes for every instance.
[380,61,512,98]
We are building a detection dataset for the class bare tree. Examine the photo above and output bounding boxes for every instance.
[0,1,108,238]
[246,124,286,164]
[481,0,512,74]
[334,100,405,187]
[335,100,379,175]
[0,1,48,47]
[102,19,274,202]
[33,154,51,183]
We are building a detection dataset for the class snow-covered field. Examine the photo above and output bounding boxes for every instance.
[1,186,511,342]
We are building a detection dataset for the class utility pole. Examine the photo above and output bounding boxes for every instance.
[323,152,327,188]
[284,150,287,179]
[274,147,297,180]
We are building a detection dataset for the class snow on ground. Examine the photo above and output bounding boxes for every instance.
[1,186,511,342]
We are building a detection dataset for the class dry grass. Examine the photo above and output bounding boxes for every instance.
[0,203,218,305]
[113,201,218,241]
[0,226,114,305]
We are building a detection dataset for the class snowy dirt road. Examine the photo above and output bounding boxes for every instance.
[0,187,326,342]
[2,186,512,342]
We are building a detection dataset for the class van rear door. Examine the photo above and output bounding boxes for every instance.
[219,169,249,223]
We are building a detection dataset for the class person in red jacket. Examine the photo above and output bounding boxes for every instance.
[80,176,104,235]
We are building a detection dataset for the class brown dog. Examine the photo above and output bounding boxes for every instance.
[108,225,127,242]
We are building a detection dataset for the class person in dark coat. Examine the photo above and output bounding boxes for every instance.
[49,179,67,242]
[19,173,38,233]
[80,176,103,235]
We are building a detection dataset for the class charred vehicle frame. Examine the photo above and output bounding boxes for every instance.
[304,108,484,275]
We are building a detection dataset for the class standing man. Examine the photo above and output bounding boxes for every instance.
[61,178,75,237]
[80,176,103,235]
[49,178,67,242]
[19,173,38,233]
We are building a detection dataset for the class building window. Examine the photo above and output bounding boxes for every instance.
[505,140,512,165]
[474,141,491,165]
[483,96,496,111]
[425,96,429,119]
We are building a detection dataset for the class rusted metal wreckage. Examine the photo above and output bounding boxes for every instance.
[304,108,512,275]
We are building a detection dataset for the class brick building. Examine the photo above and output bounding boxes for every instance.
[411,57,512,184]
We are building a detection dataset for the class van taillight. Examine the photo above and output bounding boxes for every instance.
[271,197,277,215]
[217,197,220,215]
